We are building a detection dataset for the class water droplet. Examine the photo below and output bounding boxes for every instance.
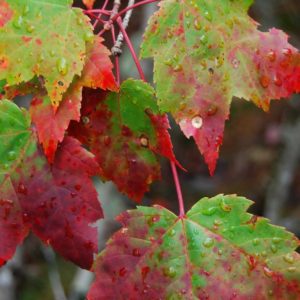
[50,50,55,57]
[192,116,203,129]
[7,151,16,161]
[77,17,83,25]
[288,267,296,273]
[163,266,176,278]
[200,34,208,44]
[194,18,201,30]
[270,244,277,253]
[259,75,269,88]
[267,50,276,62]
[282,48,292,57]
[82,116,90,124]
[220,198,231,212]
[17,183,27,195]
[169,229,176,236]
[272,237,281,244]
[232,58,240,69]
[164,59,172,66]
[252,238,260,246]
[273,74,282,87]
[13,16,23,29]
[173,64,182,72]
[283,253,294,264]
[202,206,217,216]
[204,11,212,21]
[84,31,94,42]
[22,5,29,15]
[203,237,214,248]
[26,24,35,33]
[140,135,149,147]
[263,266,273,277]
[207,105,218,116]
[132,248,141,257]
[38,54,45,62]
[57,58,68,76]
[119,267,127,277]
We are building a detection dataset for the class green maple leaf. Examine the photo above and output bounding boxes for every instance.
[88,194,300,299]
[0,0,93,107]
[141,0,300,175]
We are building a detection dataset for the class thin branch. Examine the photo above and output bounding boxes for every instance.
[112,0,135,56]
[111,0,159,21]
[111,25,121,85]
[116,17,185,216]
[116,17,145,80]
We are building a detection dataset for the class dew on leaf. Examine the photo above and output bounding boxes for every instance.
[22,5,29,15]
[7,151,16,161]
[282,48,292,57]
[267,50,276,62]
[56,58,68,76]
[263,266,273,277]
[26,24,35,33]
[192,116,203,129]
[288,267,296,273]
[259,75,270,88]
[219,198,231,212]
[84,31,94,42]
[231,58,240,69]
[82,116,90,124]
[202,206,217,216]
[13,16,23,29]
[252,238,260,246]
[270,244,277,253]
[169,229,176,236]
[17,183,27,195]
[200,34,208,44]
[204,11,212,21]
[132,248,141,257]
[194,19,201,30]
[203,237,214,248]
[283,253,294,264]
[272,237,281,244]
[140,135,149,147]
[163,266,177,278]
[273,74,282,87]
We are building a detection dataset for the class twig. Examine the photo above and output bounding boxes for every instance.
[42,246,67,300]
[116,17,185,216]
[112,0,135,56]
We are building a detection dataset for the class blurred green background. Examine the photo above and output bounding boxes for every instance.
[0,0,299,299]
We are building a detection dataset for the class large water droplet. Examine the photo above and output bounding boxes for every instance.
[57,58,68,76]
[84,31,94,42]
[192,116,203,129]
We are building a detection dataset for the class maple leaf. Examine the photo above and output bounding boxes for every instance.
[81,36,118,91]
[69,79,178,202]
[82,0,96,10]
[0,100,103,269]
[30,81,82,163]
[0,0,93,108]
[141,0,300,175]
[88,194,300,299]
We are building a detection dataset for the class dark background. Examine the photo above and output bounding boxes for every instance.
[0,1,299,299]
